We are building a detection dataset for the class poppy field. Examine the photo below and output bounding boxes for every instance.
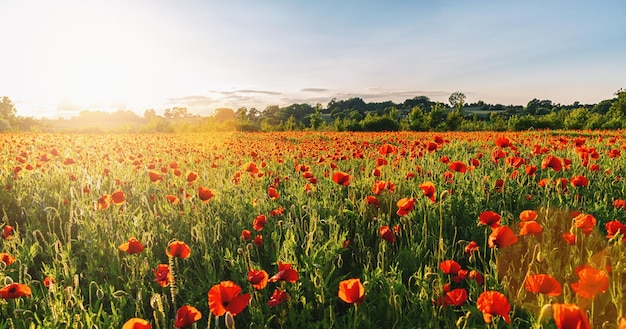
[1,130,626,328]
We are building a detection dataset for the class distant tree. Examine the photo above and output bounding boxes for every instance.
[564,108,590,130]
[236,107,248,121]
[592,99,612,114]
[172,107,188,119]
[608,89,626,119]
[448,91,466,114]
[144,109,157,119]
[247,107,260,121]
[428,102,447,130]
[214,108,236,123]
[489,112,507,131]
[309,104,324,130]
[407,105,430,131]
[0,96,17,130]
[445,110,464,130]
[164,108,173,119]
[402,96,432,112]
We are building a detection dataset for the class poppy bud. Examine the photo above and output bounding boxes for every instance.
[237,248,244,255]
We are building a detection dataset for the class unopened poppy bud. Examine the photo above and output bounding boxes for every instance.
[246,243,253,251]
[96,288,104,300]
[224,311,235,329]
[237,247,244,255]
[536,250,544,263]
[538,304,553,323]
[277,220,283,227]
[440,190,449,200]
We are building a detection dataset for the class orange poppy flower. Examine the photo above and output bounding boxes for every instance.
[496,136,511,148]
[573,213,596,235]
[118,237,145,255]
[478,211,501,228]
[338,278,365,305]
[0,253,16,266]
[476,291,511,324]
[606,220,626,241]
[97,195,111,210]
[122,318,151,329]
[267,288,289,307]
[551,303,590,329]
[207,281,251,316]
[469,270,484,285]
[1,225,14,239]
[436,288,468,307]
[396,197,415,216]
[153,264,172,287]
[241,162,259,174]
[571,265,609,298]
[269,262,299,283]
[269,206,284,217]
[332,171,350,186]
[111,190,126,205]
[524,274,562,296]
[378,143,397,156]
[525,165,537,176]
[174,305,202,328]
[519,221,543,237]
[570,175,589,187]
[267,186,280,200]
[418,182,436,202]
[519,210,538,222]
[253,215,267,231]
[253,235,263,246]
[165,195,180,205]
[488,226,518,248]
[247,268,269,290]
[439,260,461,275]
[43,276,56,288]
[198,186,215,202]
[379,225,396,243]
[563,231,577,245]
[0,283,32,299]
[166,241,191,259]
[619,317,626,329]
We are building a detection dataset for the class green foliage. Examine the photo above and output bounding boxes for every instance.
[360,113,399,131]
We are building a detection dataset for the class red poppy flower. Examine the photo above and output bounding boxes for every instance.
[571,265,609,299]
[469,270,484,285]
[552,303,590,329]
[332,171,350,186]
[1,225,14,239]
[563,231,577,245]
[269,206,284,217]
[269,262,299,283]
[267,288,289,307]
[418,182,436,202]
[241,229,252,241]
[174,305,202,328]
[488,226,518,248]
[496,136,511,148]
[449,161,466,173]
[241,162,258,174]
[122,318,151,329]
[476,291,511,324]
[464,241,479,256]
[338,278,365,305]
[519,221,543,237]
[606,220,626,240]
[267,186,280,200]
[111,190,126,205]
[439,260,461,275]
[396,197,415,216]
[0,253,16,266]
[153,264,172,287]
[43,276,56,288]
[525,165,537,176]
[208,281,251,316]
[573,213,596,235]
[198,186,215,202]
[613,199,626,210]
[541,155,563,172]
[118,238,145,255]
[166,241,191,259]
[149,171,164,183]
[519,210,538,222]
[253,215,267,231]
[379,225,396,243]
[436,288,468,307]
[491,149,507,163]
[253,235,263,246]
[570,175,589,187]
[185,171,198,183]
[365,195,380,208]
[378,143,397,156]
[478,211,501,228]
[0,283,32,299]
[247,268,269,290]
[524,274,562,296]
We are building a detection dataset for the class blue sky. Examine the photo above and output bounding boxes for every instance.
[1,0,625,118]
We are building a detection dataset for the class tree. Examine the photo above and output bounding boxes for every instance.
[309,104,324,130]
[164,108,173,119]
[428,102,447,130]
[407,105,430,131]
[214,108,236,123]
[144,109,157,119]
[0,96,17,130]
[172,107,188,119]
[448,91,466,114]
[608,89,626,118]
[236,107,248,121]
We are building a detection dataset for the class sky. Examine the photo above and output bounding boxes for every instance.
[1,0,625,119]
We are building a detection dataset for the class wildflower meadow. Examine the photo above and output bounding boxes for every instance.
[1,130,626,328]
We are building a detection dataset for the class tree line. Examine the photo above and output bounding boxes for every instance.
[1,89,625,132]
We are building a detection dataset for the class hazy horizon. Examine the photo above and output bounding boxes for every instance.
[1,0,625,119]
